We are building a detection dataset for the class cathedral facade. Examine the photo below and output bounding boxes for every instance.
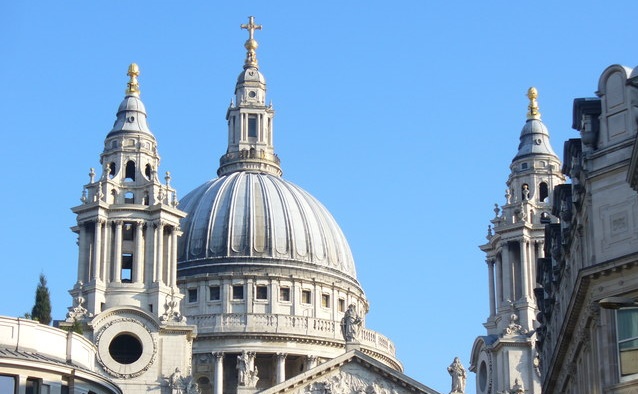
[472,64,638,393]
[0,18,442,394]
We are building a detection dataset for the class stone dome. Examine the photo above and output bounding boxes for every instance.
[177,171,358,282]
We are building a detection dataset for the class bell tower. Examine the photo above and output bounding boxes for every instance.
[470,88,565,394]
[66,64,196,394]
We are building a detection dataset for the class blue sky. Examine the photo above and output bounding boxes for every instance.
[1,2,637,393]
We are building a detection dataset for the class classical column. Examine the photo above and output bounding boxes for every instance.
[77,223,87,283]
[133,221,144,283]
[213,352,224,394]
[275,353,287,384]
[520,239,530,300]
[102,218,110,281]
[169,226,179,286]
[154,220,165,283]
[487,259,496,317]
[113,220,123,282]
[92,219,103,282]
[501,241,513,306]
[145,222,154,283]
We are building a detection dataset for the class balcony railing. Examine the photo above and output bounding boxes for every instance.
[188,313,396,357]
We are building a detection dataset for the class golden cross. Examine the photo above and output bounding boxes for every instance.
[241,16,262,41]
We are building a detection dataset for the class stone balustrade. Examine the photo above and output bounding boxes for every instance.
[188,313,396,357]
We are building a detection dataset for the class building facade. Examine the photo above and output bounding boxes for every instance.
[50,17,441,394]
[535,65,638,393]
[470,88,565,394]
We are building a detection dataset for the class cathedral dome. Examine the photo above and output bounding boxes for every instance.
[177,171,358,282]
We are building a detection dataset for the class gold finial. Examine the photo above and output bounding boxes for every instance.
[526,87,541,120]
[126,63,140,96]
[241,16,262,69]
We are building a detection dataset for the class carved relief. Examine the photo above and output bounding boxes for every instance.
[299,369,404,394]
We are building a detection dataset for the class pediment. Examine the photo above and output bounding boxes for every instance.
[260,351,440,394]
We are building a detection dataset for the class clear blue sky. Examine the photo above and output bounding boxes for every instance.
[1,2,636,393]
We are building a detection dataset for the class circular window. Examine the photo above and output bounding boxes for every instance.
[109,333,143,364]
[479,360,488,391]
[96,317,157,378]
[248,91,256,98]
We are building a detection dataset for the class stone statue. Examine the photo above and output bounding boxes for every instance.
[170,367,185,394]
[237,350,259,387]
[340,304,362,342]
[447,357,466,394]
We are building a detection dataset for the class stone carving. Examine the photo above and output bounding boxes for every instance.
[169,367,200,394]
[340,304,362,342]
[447,357,467,393]
[161,288,186,324]
[237,351,259,387]
[510,378,525,394]
[303,370,402,394]
[502,313,527,336]
[66,283,93,321]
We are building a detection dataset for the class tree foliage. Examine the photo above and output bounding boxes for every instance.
[31,273,52,325]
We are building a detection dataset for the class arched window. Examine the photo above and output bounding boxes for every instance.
[124,191,134,204]
[108,162,116,179]
[145,164,152,180]
[539,182,549,202]
[522,184,530,201]
[125,161,136,182]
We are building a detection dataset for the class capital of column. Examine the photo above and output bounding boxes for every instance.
[213,352,225,360]
[275,352,287,360]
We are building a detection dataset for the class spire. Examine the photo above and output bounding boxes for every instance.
[513,87,557,161]
[241,16,262,69]
[526,87,541,120]
[125,63,140,97]
[108,63,152,137]
[218,17,281,177]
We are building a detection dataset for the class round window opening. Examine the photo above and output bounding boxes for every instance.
[109,333,143,364]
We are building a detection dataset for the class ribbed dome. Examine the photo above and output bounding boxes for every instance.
[177,171,357,281]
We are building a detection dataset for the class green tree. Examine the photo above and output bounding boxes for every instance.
[31,274,52,325]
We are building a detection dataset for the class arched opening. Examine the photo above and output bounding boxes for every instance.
[197,377,212,394]
[539,182,549,202]
[125,161,136,182]
[124,191,134,204]
[522,184,530,201]
[108,162,116,179]
[145,164,152,180]
[143,191,150,206]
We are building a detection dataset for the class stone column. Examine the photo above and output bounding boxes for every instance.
[213,352,224,394]
[77,223,87,283]
[487,259,496,317]
[92,219,103,282]
[275,353,287,384]
[501,241,513,306]
[145,222,155,283]
[133,221,144,283]
[155,221,164,283]
[170,226,179,286]
[113,220,123,282]
[102,218,111,281]
[520,239,530,300]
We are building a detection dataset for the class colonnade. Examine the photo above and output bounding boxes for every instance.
[77,218,179,287]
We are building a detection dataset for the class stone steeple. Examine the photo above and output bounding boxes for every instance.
[68,64,187,321]
[470,88,565,394]
[217,16,281,177]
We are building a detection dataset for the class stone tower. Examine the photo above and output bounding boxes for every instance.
[470,88,565,394]
[66,64,196,394]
